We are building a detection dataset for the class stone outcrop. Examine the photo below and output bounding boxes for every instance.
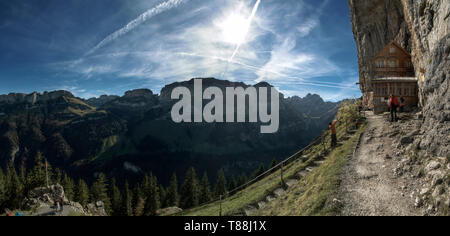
[86,95,120,107]
[348,0,449,156]
[124,89,153,98]
[0,90,74,105]
[23,184,107,216]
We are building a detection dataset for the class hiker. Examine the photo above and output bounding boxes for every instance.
[59,197,65,213]
[4,208,13,217]
[329,119,338,148]
[399,97,405,113]
[388,94,399,122]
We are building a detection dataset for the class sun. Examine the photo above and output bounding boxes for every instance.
[218,12,250,45]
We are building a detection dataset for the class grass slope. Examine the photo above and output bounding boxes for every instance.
[180,101,364,216]
[257,124,365,216]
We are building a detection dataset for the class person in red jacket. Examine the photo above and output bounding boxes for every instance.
[388,94,399,122]
[4,208,13,216]
[329,119,338,147]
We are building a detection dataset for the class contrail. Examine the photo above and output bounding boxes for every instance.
[229,0,261,62]
[86,0,188,56]
[179,52,359,90]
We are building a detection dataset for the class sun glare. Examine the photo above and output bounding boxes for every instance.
[218,12,250,45]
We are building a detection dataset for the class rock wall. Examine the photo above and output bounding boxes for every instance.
[348,0,449,156]
[0,90,74,105]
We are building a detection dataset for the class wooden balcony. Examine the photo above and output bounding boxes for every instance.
[373,67,414,73]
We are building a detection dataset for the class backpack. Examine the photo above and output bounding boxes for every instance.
[390,97,398,107]
[393,97,399,107]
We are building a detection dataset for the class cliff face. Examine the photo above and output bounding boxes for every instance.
[348,0,449,156]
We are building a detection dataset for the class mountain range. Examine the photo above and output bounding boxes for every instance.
[0,78,340,184]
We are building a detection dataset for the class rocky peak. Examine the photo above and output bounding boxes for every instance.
[159,78,274,101]
[86,95,120,107]
[303,93,324,103]
[0,90,75,105]
[124,89,153,98]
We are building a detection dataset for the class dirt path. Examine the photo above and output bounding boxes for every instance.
[339,111,423,216]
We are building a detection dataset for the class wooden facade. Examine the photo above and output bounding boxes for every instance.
[368,41,418,114]
[371,77,418,114]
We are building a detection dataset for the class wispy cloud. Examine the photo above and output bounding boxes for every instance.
[86,0,189,56]
[40,0,359,101]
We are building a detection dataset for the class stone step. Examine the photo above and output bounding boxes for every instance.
[273,188,286,197]
[257,201,267,209]
[314,160,325,166]
[285,179,298,187]
[244,206,258,216]
[296,171,308,179]
[266,195,276,202]
[306,167,316,172]
[300,155,309,162]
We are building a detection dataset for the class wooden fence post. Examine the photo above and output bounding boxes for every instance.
[219,195,222,216]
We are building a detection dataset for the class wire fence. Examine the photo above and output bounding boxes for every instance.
[180,101,362,215]
[180,132,329,214]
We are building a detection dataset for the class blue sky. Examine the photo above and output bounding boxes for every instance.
[0,0,361,101]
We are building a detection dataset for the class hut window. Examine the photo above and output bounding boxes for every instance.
[390,47,396,54]
[404,88,408,96]
[389,60,397,67]
[398,88,402,96]
[376,60,383,68]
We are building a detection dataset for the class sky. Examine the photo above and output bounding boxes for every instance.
[0,0,361,101]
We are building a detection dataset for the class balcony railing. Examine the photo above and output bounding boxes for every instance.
[373,67,414,72]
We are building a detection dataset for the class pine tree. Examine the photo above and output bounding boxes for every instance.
[159,185,167,208]
[228,175,237,192]
[133,185,145,216]
[110,178,122,216]
[237,174,248,187]
[165,173,179,207]
[180,167,200,209]
[143,173,160,216]
[134,196,145,217]
[53,168,62,184]
[270,159,278,169]
[0,168,6,208]
[61,174,74,201]
[122,181,133,216]
[90,173,111,213]
[252,164,265,179]
[27,151,48,189]
[214,169,227,198]
[5,164,24,209]
[199,171,212,204]
[75,179,90,206]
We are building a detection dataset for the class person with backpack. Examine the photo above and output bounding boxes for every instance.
[4,208,13,216]
[388,94,399,122]
[329,119,338,147]
[399,97,405,113]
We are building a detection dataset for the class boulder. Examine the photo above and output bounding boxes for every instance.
[156,207,183,216]
[400,136,414,145]
[425,161,441,172]
[427,170,444,187]
[86,201,107,216]
[24,184,68,209]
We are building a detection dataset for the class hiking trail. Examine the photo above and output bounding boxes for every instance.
[338,111,424,216]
